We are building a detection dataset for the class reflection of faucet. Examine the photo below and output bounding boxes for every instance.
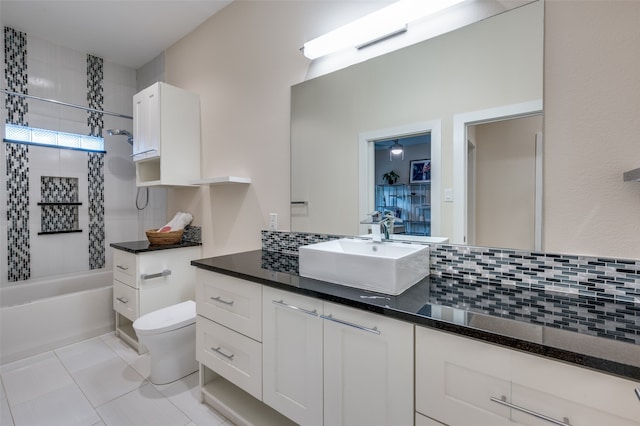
[360,210,397,242]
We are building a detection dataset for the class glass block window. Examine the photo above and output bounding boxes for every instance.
[4,123,105,152]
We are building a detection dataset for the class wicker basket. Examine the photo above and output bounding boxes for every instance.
[145,229,184,245]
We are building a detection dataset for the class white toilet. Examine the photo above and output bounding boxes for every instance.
[133,300,198,385]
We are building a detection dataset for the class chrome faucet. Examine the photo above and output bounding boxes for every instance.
[360,210,396,242]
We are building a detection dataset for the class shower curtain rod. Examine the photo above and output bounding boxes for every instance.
[0,88,133,120]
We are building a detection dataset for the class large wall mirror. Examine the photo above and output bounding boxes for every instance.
[291,0,543,251]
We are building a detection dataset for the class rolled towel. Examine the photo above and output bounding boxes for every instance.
[159,212,193,232]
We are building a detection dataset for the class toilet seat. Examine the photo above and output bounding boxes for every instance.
[133,300,196,336]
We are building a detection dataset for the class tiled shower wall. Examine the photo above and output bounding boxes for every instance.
[1,27,167,284]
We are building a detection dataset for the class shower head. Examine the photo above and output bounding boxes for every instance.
[106,129,134,146]
[107,129,132,137]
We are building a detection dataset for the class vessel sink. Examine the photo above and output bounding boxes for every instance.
[298,238,430,295]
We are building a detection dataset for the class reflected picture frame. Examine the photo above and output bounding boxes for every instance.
[410,159,431,183]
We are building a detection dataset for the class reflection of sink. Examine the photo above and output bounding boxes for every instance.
[298,238,430,295]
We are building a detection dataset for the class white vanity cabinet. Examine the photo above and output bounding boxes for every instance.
[416,326,640,426]
[112,245,201,353]
[195,270,296,426]
[262,287,324,426]
[132,82,201,187]
[262,287,414,426]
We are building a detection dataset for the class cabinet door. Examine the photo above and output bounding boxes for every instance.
[415,326,512,426]
[510,350,640,426]
[133,82,160,161]
[323,302,414,426]
[262,288,323,426]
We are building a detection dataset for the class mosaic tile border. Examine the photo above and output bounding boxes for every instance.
[4,27,28,126]
[86,55,104,137]
[40,176,79,233]
[88,152,105,269]
[6,143,30,281]
[261,231,640,304]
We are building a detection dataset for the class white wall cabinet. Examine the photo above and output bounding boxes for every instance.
[112,246,201,353]
[262,287,414,426]
[416,326,640,426]
[133,82,201,187]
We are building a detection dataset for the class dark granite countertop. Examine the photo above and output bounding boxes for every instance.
[191,250,640,382]
[111,240,201,254]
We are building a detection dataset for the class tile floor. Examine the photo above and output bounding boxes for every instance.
[0,333,232,426]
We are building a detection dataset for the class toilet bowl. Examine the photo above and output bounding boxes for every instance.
[133,300,198,385]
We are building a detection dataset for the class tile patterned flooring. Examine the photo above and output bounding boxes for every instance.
[0,333,232,426]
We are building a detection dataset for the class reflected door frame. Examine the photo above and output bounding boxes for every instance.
[453,100,543,246]
[358,120,442,236]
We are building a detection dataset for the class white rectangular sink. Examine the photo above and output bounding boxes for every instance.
[298,238,430,295]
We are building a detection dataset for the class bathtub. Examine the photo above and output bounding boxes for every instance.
[1,269,114,364]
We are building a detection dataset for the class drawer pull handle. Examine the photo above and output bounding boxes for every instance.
[272,299,318,317]
[320,314,380,335]
[490,396,571,426]
[635,387,640,401]
[212,346,234,361]
[116,297,129,304]
[210,296,234,306]
[140,269,171,280]
[116,265,129,271]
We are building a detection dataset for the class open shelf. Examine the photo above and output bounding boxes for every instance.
[200,365,296,426]
[189,176,251,186]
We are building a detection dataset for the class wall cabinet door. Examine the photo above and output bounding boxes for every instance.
[133,82,160,162]
[323,302,414,426]
[262,288,323,426]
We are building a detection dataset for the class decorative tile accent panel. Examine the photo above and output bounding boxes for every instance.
[261,230,344,255]
[4,27,28,126]
[5,143,30,281]
[39,176,79,233]
[41,176,79,202]
[428,278,640,345]
[86,55,104,137]
[430,244,640,304]
[182,225,202,243]
[88,152,105,269]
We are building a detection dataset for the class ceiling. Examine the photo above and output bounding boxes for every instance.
[1,0,234,69]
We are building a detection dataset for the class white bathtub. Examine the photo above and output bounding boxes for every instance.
[1,269,114,364]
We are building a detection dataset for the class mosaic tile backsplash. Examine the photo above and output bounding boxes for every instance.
[262,230,640,345]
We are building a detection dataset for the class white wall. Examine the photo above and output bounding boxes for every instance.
[544,1,640,259]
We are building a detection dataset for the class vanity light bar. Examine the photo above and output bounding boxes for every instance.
[302,0,465,60]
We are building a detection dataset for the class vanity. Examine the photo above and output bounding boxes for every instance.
[110,241,201,353]
[191,248,640,426]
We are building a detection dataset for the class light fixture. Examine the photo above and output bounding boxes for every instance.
[389,140,404,161]
[302,0,465,60]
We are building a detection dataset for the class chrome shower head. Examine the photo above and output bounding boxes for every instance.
[106,129,134,146]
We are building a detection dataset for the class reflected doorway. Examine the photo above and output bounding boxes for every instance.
[374,134,431,236]
[466,113,543,250]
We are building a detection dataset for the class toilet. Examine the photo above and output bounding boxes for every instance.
[133,300,198,385]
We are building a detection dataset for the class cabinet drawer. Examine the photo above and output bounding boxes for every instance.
[416,326,512,426]
[196,316,262,400]
[196,270,262,341]
[416,413,445,426]
[113,250,137,287]
[510,351,640,426]
[113,281,139,321]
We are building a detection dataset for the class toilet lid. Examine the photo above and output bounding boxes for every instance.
[133,300,196,335]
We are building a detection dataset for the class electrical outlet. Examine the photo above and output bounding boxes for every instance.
[444,188,453,202]
[269,213,278,231]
